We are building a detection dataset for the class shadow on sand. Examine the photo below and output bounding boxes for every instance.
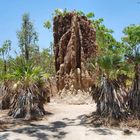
[0,112,116,140]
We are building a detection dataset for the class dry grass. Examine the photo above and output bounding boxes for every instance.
[83,112,140,130]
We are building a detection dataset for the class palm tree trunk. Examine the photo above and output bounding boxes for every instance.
[0,82,11,109]
[128,63,140,116]
[8,86,47,120]
[92,76,127,119]
[4,60,7,74]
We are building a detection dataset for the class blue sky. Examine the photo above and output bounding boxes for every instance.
[0,0,140,53]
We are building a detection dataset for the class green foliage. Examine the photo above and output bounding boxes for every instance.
[53,8,68,17]
[0,13,55,86]
[84,12,134,81]
[44,9,68,30]
[0,40,11,60]
[122,25,140,48]
[44,20,51,29]
[39,45,55,76]
[96,55,122,78]
[0,40,11,75]
[91,18,116,54]
[17,13,39,61]
[9,63,43,84]
[122,24,140,64]
[86,12,94,18]
[76,10,85,16]
[76,11,94,18]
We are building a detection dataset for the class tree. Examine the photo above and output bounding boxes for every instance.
[88,15,128,119]
[39,43,55,76]
[0,40,11,74]
[44,20,51,29]
[92,54,128,119]
[8,64,48,119]
[0,40,12,109]
[7,14,49,119]
[17,13,38,62]
[122,24,140,116]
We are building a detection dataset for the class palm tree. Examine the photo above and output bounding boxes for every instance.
[122,25,140,117]
[8,62,49,119]
[88,16,128,119]
[5,13,49,119]
[91,54,128,119]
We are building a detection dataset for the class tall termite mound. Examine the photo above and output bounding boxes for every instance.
[53,12,98,93]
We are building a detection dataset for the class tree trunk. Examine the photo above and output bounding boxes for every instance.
[128,63,140,117]
[25,44,29,61]
[4,60,7,74]
[0,82,11,109]
[92,76,127,119]
[8,85,48,120]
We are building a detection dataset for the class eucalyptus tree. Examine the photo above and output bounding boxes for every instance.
[39,47,55,76]
[0,40,11,75]
[0,40,12,109]
[17,13,39,62]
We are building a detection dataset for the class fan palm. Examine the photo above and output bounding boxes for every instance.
[127,48,140,116]
[122,25,140,117]
[7,62,49,119]
[91,54,127,119]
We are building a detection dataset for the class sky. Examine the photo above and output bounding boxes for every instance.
[0,0,140,53]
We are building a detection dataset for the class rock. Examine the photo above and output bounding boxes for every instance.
[93,121,102,127]
[123,129,132,135]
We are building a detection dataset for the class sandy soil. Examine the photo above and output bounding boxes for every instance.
[0,103,140,140]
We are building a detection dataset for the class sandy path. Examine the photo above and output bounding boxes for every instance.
[0,103,140,140]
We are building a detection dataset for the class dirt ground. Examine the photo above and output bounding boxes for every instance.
[0,102,140,140]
